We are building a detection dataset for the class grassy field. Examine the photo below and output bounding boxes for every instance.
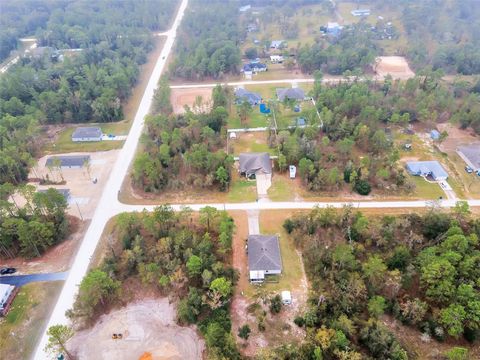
[230,132,276,155]
[267,175,297,201]
[227,178,257,203]
[0,281,64,360]
[409,175,444,200]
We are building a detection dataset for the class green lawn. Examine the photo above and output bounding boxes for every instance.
[227,178,257,202]
[409,175,444,200]
[0,281,64,360]
[45,123,128,154]
[268,175,296,201]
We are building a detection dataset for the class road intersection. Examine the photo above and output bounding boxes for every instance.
[32,0,477,357]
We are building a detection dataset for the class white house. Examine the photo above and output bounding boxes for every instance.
[289,165,296,179]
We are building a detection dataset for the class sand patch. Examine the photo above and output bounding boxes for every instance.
[170,87,212,114]
[375,56,415,79]
[68,299,204,360]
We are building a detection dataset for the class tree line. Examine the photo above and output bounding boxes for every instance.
[67,205,239,359]
[0,185,69,259]
[133,85,233,193]
[269,203,478,359]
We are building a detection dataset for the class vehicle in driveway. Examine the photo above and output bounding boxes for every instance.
[0,267,16,275]
[465,166,473,173]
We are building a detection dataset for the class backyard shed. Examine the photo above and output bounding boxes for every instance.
[406,161,448,181]
[72,127,102,142]
[430,129,440,140]
[46,155,90,169]
[248,234,282,283]
[457,144,480,172]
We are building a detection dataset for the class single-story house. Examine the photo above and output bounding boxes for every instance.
[270,55,284,63]
[248,234,282,283]
[0,284,18,316]
[457,144,480,172]
[38,188,71,201]
[430,129,440,140]
[276,87,306,102]
[235,88,262,105]
[72,127,102,142]
[326,22,342,36]
[46,155,90,169]
[270,40,284,49]
[249,62,267,72]
[406,161,448,181]
[239,152,272,178]
[351,9,371,16]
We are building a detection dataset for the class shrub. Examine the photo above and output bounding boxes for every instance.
[270,295,283,314]
[354,179,372,195]
[294,316,305,327]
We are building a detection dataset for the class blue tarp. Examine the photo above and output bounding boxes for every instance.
[260,103,270,114]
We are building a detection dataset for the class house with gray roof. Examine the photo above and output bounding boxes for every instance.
[46,155,90,169]
[248,234,282,283]
[457,144,480,172]
[72,127,102,142]
[406,161,448,181]
[235,88,262,105]
[239,153,272,178]
[276,87,306,102]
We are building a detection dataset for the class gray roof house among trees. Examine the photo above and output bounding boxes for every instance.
[239,153,272,177]
[234,88,262,105]
[46,155,90,168]
[276,87,306,101]
[248,235,282,282]
[72,127,102,142]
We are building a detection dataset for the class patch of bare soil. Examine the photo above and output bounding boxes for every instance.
[375,56,415,80]
[437,123,478,153]
[0,217,87,274]
[382,315,480,359]
[170,87,212,114]
[68,299,205,360]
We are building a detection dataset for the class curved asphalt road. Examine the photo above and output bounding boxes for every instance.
[0,272,68,287]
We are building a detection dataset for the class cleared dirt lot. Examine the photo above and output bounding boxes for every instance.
[30,150,120,219]
[170,87,212,114]
[375,56,415,79]
[68,299,204,360]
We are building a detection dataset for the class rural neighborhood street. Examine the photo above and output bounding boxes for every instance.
[31,1,479,359]
[33,0,189,358]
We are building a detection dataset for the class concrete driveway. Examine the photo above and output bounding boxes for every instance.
[247,210,260,235]
[256,173,272,196]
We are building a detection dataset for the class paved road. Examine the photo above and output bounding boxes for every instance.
[33,0,189,358]
[0,272,68,287]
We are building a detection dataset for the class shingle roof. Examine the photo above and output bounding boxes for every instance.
[235,88,262,105]
[276,87,305,101]
[248,235,282,272]
[239,153,272,175]
[72,127,102,139]
[458,144,480,169]
[406,161,448,179]
[46,155,90,167]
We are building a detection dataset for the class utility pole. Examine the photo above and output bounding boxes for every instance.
[75,201,83,221]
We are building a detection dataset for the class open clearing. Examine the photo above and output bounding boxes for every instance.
[0,281,64,360]
[29,150,120,219]
[375,56,415,79]
[170,87,212,114]
[68,299,204,360]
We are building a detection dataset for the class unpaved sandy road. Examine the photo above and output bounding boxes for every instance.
[67,299,204,360]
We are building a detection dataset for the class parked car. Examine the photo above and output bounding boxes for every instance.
[465,166,473,173]
[0,267,16,275]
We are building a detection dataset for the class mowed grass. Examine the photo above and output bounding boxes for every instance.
[0,281,64,360]
[227,178,257,203]
[257,210,304,294]
[409,175,444,200]
[268,175,296,201]
[231,132,275,156]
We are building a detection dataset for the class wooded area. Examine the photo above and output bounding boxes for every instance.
[68,206,239,359]
[271,203,478,359]
[0,185,69,259]
[0,0,176,185]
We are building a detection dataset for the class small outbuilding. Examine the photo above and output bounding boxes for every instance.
[248,234,282,283]
[430,129,440,140]
[406,161,448,181]
[351,9,371,16]
[46,155,90,169]
[72,127,102,142]
[289,165,296,179]
[270,40,284,49]
[270,55,284,63]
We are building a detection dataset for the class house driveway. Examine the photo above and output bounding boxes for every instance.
[256,173,272,196]
[247,210,260,235]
